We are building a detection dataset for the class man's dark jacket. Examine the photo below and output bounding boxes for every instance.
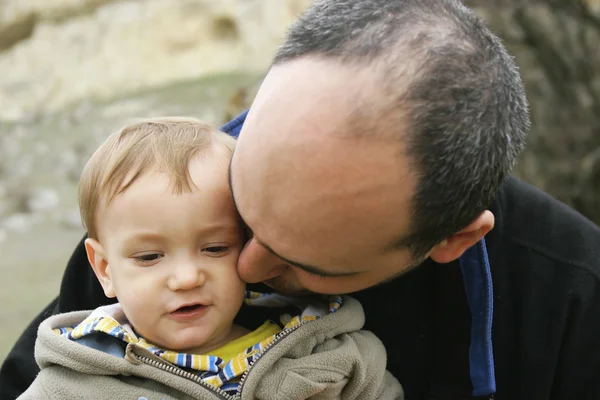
[2,112,600,400]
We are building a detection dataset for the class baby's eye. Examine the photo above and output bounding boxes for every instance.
[202,246,229,256]
[133,253,163,265]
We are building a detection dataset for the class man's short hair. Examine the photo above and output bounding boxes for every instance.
[274,0,530,257]
[79,117,236,239]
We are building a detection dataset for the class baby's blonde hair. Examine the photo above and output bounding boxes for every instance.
[79,117,236,239]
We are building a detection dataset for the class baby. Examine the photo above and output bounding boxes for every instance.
[19,117,403,399]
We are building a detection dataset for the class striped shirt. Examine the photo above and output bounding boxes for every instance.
[55,292,343,395]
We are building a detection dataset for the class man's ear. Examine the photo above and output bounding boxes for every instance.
[84,238,116,298]
[429,210,495,264]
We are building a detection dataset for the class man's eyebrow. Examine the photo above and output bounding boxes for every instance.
[228,160,359,278]
[256,238,360,278]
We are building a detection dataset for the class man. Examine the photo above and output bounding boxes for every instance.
[3,0,600,399]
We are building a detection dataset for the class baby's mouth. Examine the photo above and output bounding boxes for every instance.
[174,304,203,313]
[169,303,209,317]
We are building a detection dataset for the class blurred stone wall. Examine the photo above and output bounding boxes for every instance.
[467,0,600,224]
[0,0,311,120]
[0,0,311,242]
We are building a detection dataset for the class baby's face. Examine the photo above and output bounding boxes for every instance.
[95,147,245,353]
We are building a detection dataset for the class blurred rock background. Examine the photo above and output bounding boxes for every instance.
[0,0,599,361]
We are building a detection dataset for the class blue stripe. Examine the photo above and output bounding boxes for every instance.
[224,363,234,379]
[459,238,496,397]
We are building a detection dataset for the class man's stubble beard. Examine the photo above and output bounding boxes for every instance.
[262,276,313,296]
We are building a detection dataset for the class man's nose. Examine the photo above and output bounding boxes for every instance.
[167,259,206,291]
[237,238,287,283]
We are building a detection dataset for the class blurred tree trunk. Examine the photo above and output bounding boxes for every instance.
[465,0,600,225]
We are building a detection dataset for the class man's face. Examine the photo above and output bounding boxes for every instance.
[92,147,246,353]
[230,57,422,295]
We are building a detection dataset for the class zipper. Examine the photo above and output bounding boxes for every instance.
[236,321,306,396]
[136,321,307,400]
[136,354,233,400]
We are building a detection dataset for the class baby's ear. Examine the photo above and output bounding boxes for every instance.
[84,238,116,298]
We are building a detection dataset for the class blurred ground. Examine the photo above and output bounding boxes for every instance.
[0,218,83,363]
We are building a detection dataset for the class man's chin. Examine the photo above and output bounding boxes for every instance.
[263,278,313,296]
